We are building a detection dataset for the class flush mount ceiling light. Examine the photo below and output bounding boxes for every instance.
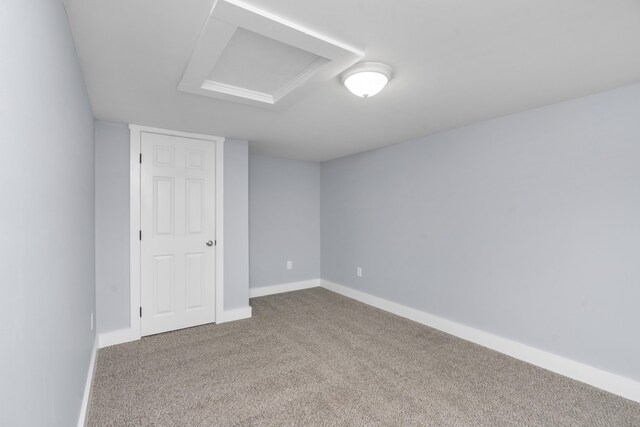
[341,62,392,98]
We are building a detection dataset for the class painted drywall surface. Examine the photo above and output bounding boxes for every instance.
[0,1,96,425]
[224,140,250,310]
[95,121,130,333]
[321,83,640,381]
[249,154,321,288]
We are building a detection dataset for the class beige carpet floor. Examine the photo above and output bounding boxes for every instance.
[89,287,640,426]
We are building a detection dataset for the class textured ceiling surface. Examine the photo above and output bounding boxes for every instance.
[64,0,640,161]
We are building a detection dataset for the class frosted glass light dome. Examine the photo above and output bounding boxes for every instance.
[341,62,392,98]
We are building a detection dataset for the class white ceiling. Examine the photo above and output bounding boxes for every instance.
[64,0,640,161]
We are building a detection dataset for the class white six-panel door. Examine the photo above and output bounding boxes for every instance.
[140,132,216,336]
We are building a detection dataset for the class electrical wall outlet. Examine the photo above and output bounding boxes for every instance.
[356,267,363,277]
[90,312,94,331]
[287,260,293,270]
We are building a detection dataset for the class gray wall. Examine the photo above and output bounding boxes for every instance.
[249,154,321,288]
[224,140,250,309]
[0,1,96,425]
[321,83,640,382]
[95,121,130,333]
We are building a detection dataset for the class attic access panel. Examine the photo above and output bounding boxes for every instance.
[178,0,363,110]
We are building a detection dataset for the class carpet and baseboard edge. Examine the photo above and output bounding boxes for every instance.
[316,279,640,403]
[249,279,321,298]
[77,335,98,427]
[98,307,252,349]
[217,305,252,323]
[97,278,640,403]
[250,278,640,403]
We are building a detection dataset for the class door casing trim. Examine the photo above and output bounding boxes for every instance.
[129,124,225,341]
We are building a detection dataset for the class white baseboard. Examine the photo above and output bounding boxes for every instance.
[218,306,252,323]
[320,279,640,403]
[98,327,140,349]
[77,335,98,427]
[99,305,253,346]
[250,279,321,298]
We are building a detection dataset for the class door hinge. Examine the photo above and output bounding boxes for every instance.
[139,230,142,241]
[140,307,142,318]
[139,153,142,164]
[215,240,217,246]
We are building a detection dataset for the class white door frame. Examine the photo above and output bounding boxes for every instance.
[129,125,225,340]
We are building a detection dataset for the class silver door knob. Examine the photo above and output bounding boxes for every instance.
[206,240,214,247]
